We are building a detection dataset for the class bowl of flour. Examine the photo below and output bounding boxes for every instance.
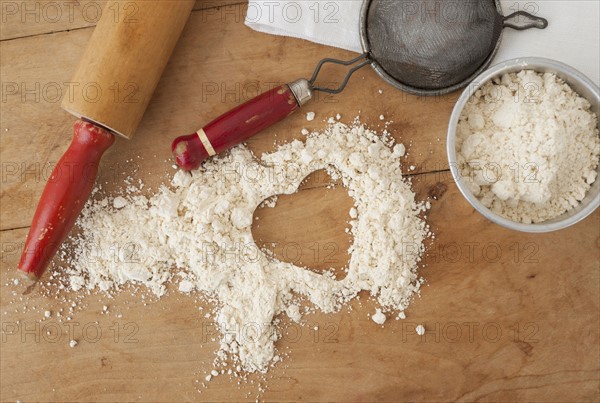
[447,57,600,232]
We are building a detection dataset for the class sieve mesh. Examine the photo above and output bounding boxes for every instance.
[365,0,503,91]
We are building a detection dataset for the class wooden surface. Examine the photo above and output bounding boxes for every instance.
[1,1,599,401]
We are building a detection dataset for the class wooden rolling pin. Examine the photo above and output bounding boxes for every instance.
[18,0,195,281]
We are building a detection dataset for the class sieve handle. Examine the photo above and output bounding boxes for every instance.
[172,80,312,171]
[503,11,548,30]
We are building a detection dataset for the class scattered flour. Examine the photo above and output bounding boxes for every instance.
[392,143,406,158]
[112,196,127,209]
[178,280,194,293]
[65,119,429,373]
[371,308,386,325]
[456,70,600,223]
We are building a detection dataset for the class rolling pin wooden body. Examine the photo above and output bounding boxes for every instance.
[19,0,194,281]
[62,0,195,138]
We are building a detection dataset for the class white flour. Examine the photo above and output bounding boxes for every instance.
[456,70,600,223]
[66,120,429,372]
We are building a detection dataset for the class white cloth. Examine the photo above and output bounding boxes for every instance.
[245,0,600,86]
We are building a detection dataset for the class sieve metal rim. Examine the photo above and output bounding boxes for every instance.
[358,0,504,97]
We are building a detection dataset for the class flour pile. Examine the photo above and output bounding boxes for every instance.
[66,120,429,372]
[456,70,600,223]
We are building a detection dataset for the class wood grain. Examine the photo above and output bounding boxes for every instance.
[1,176,599,401]
[1,1,599,401]
[0,0,245,41]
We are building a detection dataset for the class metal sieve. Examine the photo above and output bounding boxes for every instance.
[173,0,548,170]
[331,0,548,96]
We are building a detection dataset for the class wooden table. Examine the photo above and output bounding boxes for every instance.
[1,1,598,401]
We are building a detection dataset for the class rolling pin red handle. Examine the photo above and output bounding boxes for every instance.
[172,79,313,171]
[18,121,115,282]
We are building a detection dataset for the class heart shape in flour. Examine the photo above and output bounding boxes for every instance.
[67,121,430,373]
[252,169,353,281]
